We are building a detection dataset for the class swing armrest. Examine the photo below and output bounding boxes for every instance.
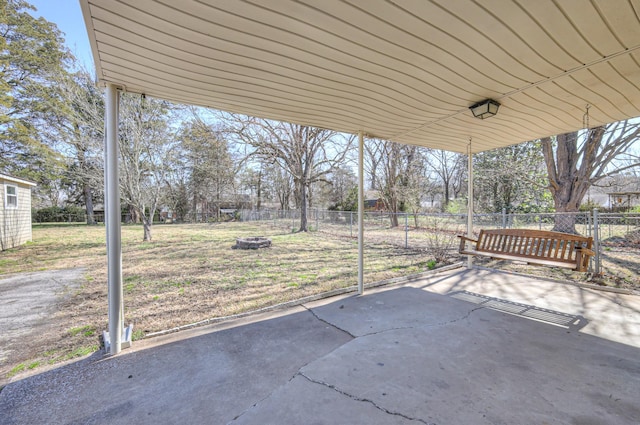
[457,235,477,254]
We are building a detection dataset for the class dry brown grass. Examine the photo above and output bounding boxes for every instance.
[1,222,438,383]
[4,220,636,385]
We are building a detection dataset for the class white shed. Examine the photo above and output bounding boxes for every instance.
[0,173,37,250]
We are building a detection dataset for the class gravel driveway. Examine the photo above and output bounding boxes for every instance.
[0,269,85,367]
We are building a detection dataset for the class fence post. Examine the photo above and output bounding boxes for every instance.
[405,213,408,248]
[350,211,353,238]
[316,208,319,232]
[593,208,600,275]
[501,207,506,228]
[627,211,630,235]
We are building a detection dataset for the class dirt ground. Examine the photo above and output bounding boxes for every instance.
[470,237,640,291]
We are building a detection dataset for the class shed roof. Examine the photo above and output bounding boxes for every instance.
[608,191,640,196]
[0,173,37,187]
[80,0,640,153]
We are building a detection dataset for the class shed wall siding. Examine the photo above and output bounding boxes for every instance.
[1,179,33,250]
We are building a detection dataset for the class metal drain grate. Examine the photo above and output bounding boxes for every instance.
[520,309,577,327]
[449,292,489,305]
[484,300,528,314]
[449,290,587,330]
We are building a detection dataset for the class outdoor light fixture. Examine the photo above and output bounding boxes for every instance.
[469,99,500,119]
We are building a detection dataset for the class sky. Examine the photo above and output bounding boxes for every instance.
[29,0,94,71]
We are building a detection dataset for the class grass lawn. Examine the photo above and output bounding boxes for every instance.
[0,222,438,383]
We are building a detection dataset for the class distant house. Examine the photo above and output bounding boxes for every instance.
[608,192,640,211]
[365,198,385,211]
[1,174,37,250]
[158,206,174,223]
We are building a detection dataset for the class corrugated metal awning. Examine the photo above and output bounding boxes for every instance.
[80,0,640,153]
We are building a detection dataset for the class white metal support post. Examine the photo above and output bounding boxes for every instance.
[593,208,600,275]
[467,141,473,269]
[357,131,365,295]
[105,83,123,354]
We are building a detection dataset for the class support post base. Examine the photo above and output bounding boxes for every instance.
[103,324,133,352]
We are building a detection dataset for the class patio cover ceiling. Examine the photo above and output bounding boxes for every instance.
[80,0,640,154]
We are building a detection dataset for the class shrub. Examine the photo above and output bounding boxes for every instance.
[444,199,467,214]
[579,200,603,212]
[423,216,461,263]
[33,206,85,223]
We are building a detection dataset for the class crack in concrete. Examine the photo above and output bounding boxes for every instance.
[302,305,357,339]
[359,326,415,337]
[439,306,485,325]
[227,367,305,424]
[228,307,478,424]
[298,371,435,424]
[227,359,317,425]
[304,304,484,340]
[227,399,263,424]
[363,306,484,336]
[228,310,355,424]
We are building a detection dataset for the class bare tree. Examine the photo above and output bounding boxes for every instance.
[262,162,293,210]
[423,149,466,211]
[364,140,384,190]
[541,120,640,232]
[369,139,425,227]
[161,146,190,222]
[118,94,176,241]
[221,115,354,231]
[236,166,265,210]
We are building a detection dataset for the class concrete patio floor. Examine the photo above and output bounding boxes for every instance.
[1,268,639,424]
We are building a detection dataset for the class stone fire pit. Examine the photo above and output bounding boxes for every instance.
[233,236,272,250]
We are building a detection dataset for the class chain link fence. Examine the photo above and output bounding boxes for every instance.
[236,208,640,273]
[597,212,640,239]
[28,206,640,275]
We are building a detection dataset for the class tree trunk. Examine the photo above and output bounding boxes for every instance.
[442,181,450,211]
[142,217,152,241]
[299,182,308,232]
[256,170,262,210]
[389,197,399,227]
[541,133,587,234]
[83,184,95,225]
[127,205,140,224]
